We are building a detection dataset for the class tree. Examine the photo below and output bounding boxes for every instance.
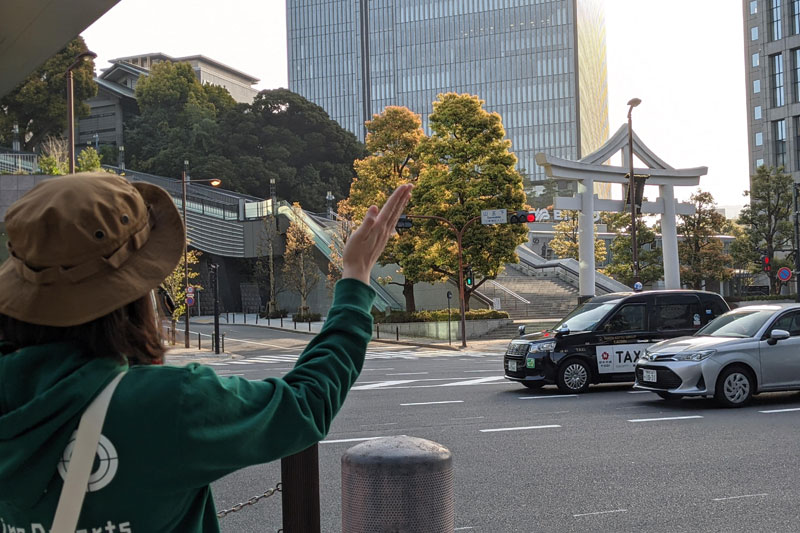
[161,248,203,330]
[37,136,68,175]
[253,216,282,314]
[738,165,794,294]
[549,210,607,264]
[413,93,528,310]
[604,218,663,286]
[283,204,320,314]
[338,106,432,311]
[677,191,732,290]
[215,89,366,210]
[76,146,102,172]
[0,36,97,152]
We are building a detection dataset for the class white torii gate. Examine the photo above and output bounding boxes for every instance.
[535,124,707,300]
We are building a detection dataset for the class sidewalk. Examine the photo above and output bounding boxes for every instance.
[163,312,517,364]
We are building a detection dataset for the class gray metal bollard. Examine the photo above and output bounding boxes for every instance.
[341,436,454,532]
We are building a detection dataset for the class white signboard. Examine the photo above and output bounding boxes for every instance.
[596,344,651,374]
[492,297,501,311]
[481,209,507,225]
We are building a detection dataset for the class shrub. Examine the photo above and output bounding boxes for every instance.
[259,309,288,319]
[293,312,322,322]
[371,308,509,323]
[77,147,102,172]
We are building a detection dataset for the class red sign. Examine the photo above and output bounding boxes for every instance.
[778,267,793,281]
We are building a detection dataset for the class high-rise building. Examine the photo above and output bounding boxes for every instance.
[286,0,609,195]
[743,0,800,180]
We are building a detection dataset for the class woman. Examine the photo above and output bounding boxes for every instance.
[0,172,411,532]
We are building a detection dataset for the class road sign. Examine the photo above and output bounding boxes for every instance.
[481,209,507,225]
[187,286,195,294]
[778,267,793,281]
[186,296,195,306]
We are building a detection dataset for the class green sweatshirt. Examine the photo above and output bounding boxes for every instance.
[0,278,375,532]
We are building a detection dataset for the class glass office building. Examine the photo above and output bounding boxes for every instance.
[287,0,609,194]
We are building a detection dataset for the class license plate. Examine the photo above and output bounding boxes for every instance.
[508,360,518,372]
[642,369,657,382]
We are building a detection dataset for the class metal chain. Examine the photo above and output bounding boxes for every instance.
[216,482,282,519]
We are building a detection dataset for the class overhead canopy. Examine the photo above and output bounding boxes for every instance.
[0,0,121,97]
[535,124,707,187]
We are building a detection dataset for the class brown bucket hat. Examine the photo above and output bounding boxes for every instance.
[0,172,185,327]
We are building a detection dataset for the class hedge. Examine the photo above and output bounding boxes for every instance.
[371,308,510,324]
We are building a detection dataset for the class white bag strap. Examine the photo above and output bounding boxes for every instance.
[51,371,126,533]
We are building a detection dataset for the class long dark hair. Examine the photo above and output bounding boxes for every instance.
[0,294,165,365]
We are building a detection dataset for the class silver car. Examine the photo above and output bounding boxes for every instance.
[633,304,800,407]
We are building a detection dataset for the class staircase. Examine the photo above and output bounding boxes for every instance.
[477,266,580,321]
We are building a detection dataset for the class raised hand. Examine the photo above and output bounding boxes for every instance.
[341,184,413,285]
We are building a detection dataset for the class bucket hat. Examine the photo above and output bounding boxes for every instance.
[0,172,184,327]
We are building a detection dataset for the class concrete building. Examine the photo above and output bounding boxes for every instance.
[743,0,800,178]
[77,53,260,151]
[286,0,610,197]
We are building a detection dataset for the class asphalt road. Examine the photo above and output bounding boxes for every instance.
[180,325,800,533]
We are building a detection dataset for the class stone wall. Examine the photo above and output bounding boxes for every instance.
[0,174,52,221]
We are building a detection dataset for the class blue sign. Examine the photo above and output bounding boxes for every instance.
[778,267,792,281]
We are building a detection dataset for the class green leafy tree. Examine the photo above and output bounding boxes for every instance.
[677,190,733,290]
[338,106,433,311]
[161,248,203,329]
[76,146,102,172]
[605,217,663,286]
[253,216,282,314]
[549,210,607,264]
[738,166,794,294]
[0,37,97,151]
[283,203,320,314]
[413,93,528,310]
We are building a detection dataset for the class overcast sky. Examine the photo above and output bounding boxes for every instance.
[82,0,748,210]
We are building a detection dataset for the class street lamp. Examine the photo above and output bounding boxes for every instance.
[118,145,125,172]
[180,160,222,347]
[326,190,335,220]
[627,97,642,285]
[66,50,97,174]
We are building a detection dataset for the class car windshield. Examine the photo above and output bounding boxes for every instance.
[553,302,618,332]
[694,310,775,338]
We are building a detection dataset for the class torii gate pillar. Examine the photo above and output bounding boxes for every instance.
[660,184,680,290]
[578,178,595,300]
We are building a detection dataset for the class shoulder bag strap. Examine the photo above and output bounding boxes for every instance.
[51,371,127,533]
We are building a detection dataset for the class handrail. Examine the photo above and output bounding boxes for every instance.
[515,246,631,294]
[486,279,531,304]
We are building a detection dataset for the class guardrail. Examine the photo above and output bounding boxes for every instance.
[0,149,39,174]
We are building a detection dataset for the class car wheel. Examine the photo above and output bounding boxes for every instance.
[521,381,546,390]
[557,359,590,393]
[714,366,754,408]
[656,391,683,400]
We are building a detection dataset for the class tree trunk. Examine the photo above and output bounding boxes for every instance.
[402,280,416,312]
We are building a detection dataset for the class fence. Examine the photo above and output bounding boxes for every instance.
[0,149,39,174]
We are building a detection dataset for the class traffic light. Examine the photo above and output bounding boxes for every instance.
[395,214,413,232]
[762,255,772,272]
[508,211,536,224]
[465,267,474,288]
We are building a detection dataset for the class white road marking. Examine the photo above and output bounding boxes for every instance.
[443,376,506,386]
[480,424,561,433]
[401,400,464,406]
[628,415,703,423]
[712,493,768,502]
[322,435,403,444]
[627,390,652,394]
[387,372,429,376]
[518,394,578,400]
[573,509,628,518]
[463,369,499,373]
[351,380,416,390]
[759,407,800,413]
[452,416,485,420]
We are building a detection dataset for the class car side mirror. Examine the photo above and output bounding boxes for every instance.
[518,325,526,336]
[768,329,791,345]
[555,324,570,337]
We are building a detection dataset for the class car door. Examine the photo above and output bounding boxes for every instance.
[759,310,800,388]
[649,294,704,340]
[595,302,649,376]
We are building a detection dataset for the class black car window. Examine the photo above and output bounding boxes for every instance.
[770,311,800,336]
[651,295,702,332]
[602,303,646,333]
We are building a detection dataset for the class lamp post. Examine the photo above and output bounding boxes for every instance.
[118,145,125,172]
[66,51,96,174]
[180,160,222,348]
[627,97,642,285]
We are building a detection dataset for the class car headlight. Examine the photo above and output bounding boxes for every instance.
[672,349,716,362]
[529,341,556,353]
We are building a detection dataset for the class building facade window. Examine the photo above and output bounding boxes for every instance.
[756,132,764,146]
[771,0,783,40]
[795,116,800,169]
[772,53,785,106]
[755,105,763,119]
[753,52,760,67]
[755,79,762,93]
[775,119,787,167]
[752,0,759,13]
[757,158,765,167]
[752,26,760,40]
[794,0,800,33]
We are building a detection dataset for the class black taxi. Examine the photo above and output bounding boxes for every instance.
[504,290,729,393]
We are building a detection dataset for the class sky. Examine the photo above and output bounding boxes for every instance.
[82,0,748,211]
